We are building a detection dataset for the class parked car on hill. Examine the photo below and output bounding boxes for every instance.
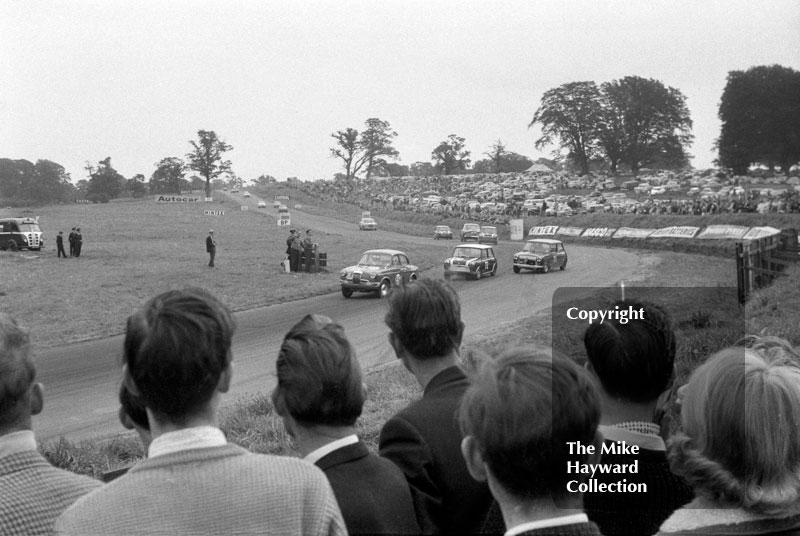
[340,249,418,298]
[478,226,498,244]
[359,217,377,231]
[460,223,481,241]
[433,225,453,239]
[243,192,251,198]
[513,238,567,274]
[257,201,266,208]
[443,244,497,280]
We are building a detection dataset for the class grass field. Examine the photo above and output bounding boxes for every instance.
[4,187,797,478]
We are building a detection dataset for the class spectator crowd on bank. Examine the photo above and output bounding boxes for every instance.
[295,169,800,226]
[3,280,800,535]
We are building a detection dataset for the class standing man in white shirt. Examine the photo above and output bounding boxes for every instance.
[56,288,346,536]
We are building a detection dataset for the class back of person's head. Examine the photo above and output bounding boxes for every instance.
[668,344,800,516]
[273,316,364,426]
[384,279,464,359]
[459,347,601,500]
[0,314,35,430]
[737,334,800,365]
[123,288,236,422]
[583,299,675,402]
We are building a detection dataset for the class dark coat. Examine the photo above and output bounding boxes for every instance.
[379,366,499,535]
[206,235,216,252]
[316,440,420,536]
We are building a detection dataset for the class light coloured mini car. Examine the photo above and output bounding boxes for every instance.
[443,243,497,280]
[478,226,498,244]
[359,217,378,231]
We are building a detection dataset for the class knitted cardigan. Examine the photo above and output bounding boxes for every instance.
[55,443,347,536]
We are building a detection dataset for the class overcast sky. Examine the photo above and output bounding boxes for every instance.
[3,1,799,183]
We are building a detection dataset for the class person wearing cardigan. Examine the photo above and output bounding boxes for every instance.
[582,300,694,536]
[56,288,346,536]
[0,313,101,536]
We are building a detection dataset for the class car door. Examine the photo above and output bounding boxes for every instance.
[555,243,567,268]
[486,247,497,272]
[390,254,404,285]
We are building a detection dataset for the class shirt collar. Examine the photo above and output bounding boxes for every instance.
[303,434,359,465]
[505,514,589,536]
[0,430,37,459]
[147,426,227,459]
[598,423,665,451]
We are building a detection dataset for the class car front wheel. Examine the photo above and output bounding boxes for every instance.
[542,262,550,274]
[560,261,567,271]
[490,263,497,276]
[379,280,391,297]
[513,266,520,274]
[341,288,353,298]
[474,267,482,280]
[7,240,17,251]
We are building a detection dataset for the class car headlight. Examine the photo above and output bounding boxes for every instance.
[467,260,477,267]
[513,255,518,262]
[340,271,347,279]
[444,260,450,266]
[370,273,379,280]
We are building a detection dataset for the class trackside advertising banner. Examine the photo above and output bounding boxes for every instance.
[528,226,559,236]
[582,228,615,238]
[649,226,700,239]
[556,227,583,237]
[155,195,200,202]
[612,227,656,239]
[743,227,781,240]
[696,225,750,240]
[509,219,524,240]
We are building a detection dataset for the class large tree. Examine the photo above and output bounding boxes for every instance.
[530,81,603,175]
[149,157,187,194]
[600,76,693,174]
[86,157,125,203]
[329,127,362,181]
[431,134,471,175]
[186,130,233,197]
[717,65,800,175]
[359,118,399,179]
[0,159,74,204]
[474,149,533,174]
[484,139,508,173]
[329,118,400,180]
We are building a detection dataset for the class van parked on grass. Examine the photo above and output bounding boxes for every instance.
[0,217,44,251]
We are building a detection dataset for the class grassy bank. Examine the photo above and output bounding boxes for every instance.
[23,186,800,478]
[43,250,800,479]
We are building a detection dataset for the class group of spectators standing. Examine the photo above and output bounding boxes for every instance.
[2,280,800,535]
[285,229,315,273]
[55,227,83,258]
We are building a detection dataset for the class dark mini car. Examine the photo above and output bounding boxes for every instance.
[443,244,497,280]
[340,249,419,298]
[513,238,567,274]
[359,217,377,231]
[478,225,498,245]
[433,225,453,240]
[460,223,481,242]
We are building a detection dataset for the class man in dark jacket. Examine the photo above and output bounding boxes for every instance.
[379,279,500,535]
[68,227,76,257]
[56,231,67,258]
[206,230,216,267]
[73,228,83,257]
[272,314,420,535]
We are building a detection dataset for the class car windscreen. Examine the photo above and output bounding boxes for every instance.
[523,242,551,253]
[453,247,482,258]
[362,219,375,224]
[358,253,390,266]
[481,227,496,234]
[463,225,480,231]
[19,224,41,232]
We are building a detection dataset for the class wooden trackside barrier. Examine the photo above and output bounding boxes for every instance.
[736,230,798,305]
